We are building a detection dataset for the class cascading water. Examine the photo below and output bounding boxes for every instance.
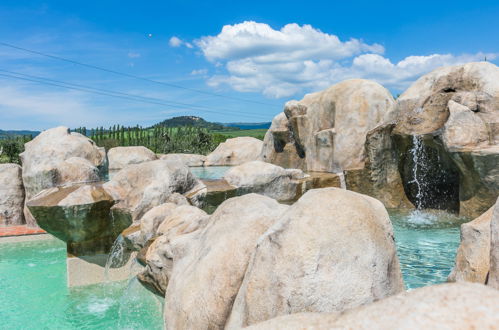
[104,235,126,281]
[408,135,426,209]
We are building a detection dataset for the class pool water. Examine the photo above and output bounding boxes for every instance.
[189,166,232,180]
[389,209,468,289]
[0,238,163,330]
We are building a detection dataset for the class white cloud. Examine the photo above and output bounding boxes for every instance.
[169,36,183,47]
[192,21,496,98]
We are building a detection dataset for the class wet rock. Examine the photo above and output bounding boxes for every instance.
[163,194,288,329]
[223,160,307,202]
[227,188,404,328]
[27,184,125,256]
[205,137,263,166]
[260,79,395,172]
[244,283,499,330]
[0,164,25,225]
[20,127,105,226]
[107,146,157,171]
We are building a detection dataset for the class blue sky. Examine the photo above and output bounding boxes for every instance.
[0,0,498,130]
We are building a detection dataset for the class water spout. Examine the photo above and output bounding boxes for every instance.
[105,235,126,281]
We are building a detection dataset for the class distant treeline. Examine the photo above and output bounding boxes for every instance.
[74,125,228,154]
[0,135,33,164]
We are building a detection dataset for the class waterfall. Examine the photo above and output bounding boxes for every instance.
[409,135,426,209]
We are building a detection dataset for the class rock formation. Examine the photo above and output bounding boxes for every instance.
[244,283,499,330]
[223,160,307,202]
[163,194,288,330]
[227,188,404,328]
[0,164,25,225]
[20,127,105,226]
[27,159,206,256]
[260,79,396,172]
[159,153,206,167]
[205,136,263,166]
[107,146,157,171]
[389,62,499,217]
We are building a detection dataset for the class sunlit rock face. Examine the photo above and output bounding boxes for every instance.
[107,146,157,171]
[260,79,396,172]
[20,127,105,227]
[448,204,494,283]
[205,136,263,166]
[243,283,499,330]
[391,62,499,217]
[0,164,25,225]
[488,197,499,289]
[163,194,288,330]
[226,188,404,329]
[223,160,307,202]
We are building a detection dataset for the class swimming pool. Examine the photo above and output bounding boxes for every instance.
[0,237,163,330]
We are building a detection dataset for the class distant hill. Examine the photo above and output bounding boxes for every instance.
[155,116,226,130]
[0,129,40,139]
[223,122,271,130]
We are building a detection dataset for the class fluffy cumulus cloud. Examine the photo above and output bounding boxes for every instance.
[169,36,193,48]
[192,21,495,98]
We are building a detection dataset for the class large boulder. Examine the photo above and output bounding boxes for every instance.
[107,146,157,171]
[163,194,288,330]
[244,283,499,330]
[104,159,206,222]
[223,161,307,202]
[137,205,209,295]
[160,153,206,167]
[448,205,493,283]
[390,62,499,217]
[260,79,396,172]
[20,127,105,226]
[226,188,404,328]
[27,184,123,256]
[0,164,25,225]
[28,160,206,256]
[205,137,263,166]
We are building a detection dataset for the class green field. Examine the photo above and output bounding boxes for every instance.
[212,129,267,140]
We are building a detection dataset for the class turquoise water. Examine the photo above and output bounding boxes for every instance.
[390,209,468,289]
[0,237,163,330]
[189,166,232,180]
[0,209,468,328]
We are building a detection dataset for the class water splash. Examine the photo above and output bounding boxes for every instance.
[105,235,126,281]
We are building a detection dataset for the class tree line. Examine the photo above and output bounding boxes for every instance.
[74,125,227,155]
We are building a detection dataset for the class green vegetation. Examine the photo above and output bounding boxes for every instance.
[0,116,268,164]
[212,128,267,140]
[77,125,228,155]
[0,135,33,164]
